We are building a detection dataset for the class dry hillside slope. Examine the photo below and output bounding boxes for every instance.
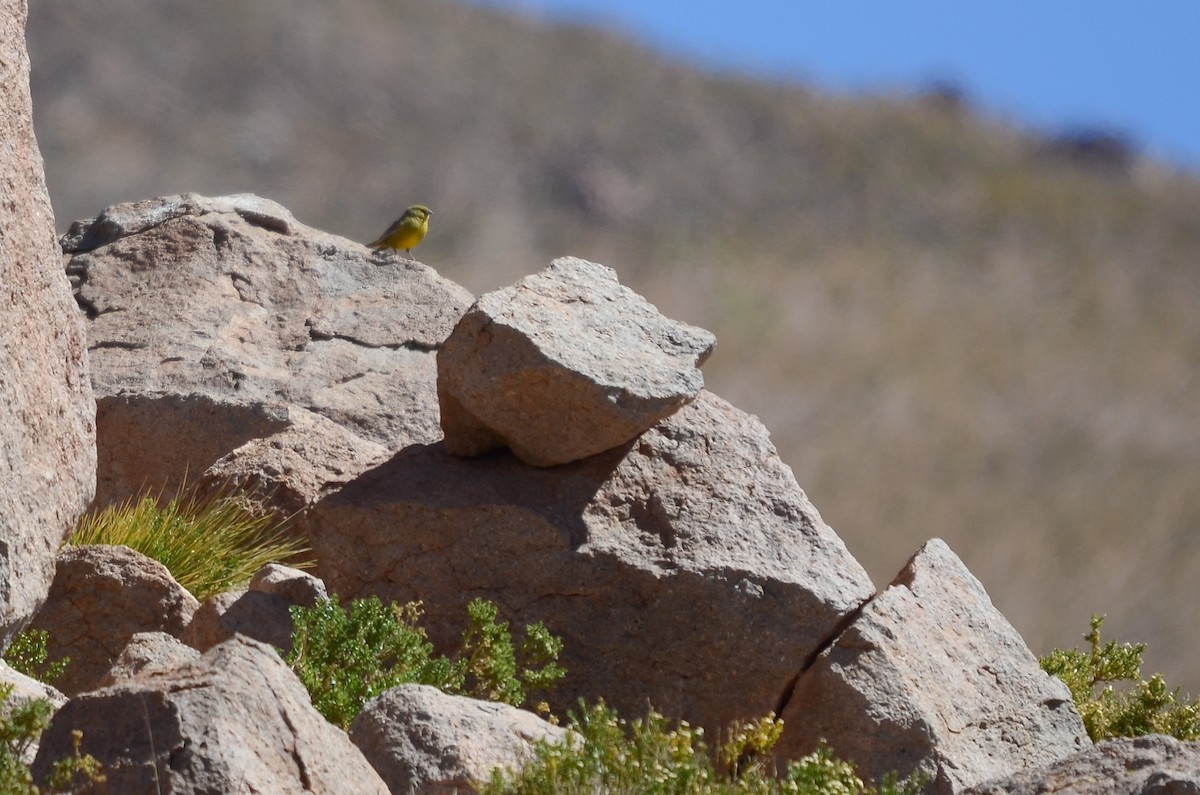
[28,0,1200,687]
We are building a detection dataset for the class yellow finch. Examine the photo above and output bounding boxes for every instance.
[368,204,432,259]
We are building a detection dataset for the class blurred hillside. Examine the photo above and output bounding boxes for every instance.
[28,0,1200,686]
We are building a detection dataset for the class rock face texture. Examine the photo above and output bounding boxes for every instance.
[306,389,875,734]
[66,193,473,506]
[200,406,391,514]
[966,734,1200,795]
[777,539,1090,793]
[438,257,716,466]
[29,544,199,696]
[32,635,390,794]
[0,0,96,646]
[97,631,200,687]
[182,565,326,653]
[350,684,567,795]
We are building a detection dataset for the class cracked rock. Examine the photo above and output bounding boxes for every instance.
[65,193,473,506]
[304,389,874,735]
[28,544,199,697]
[776,539,1090,793]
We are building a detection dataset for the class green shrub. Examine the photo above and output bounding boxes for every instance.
[1040,615,1200,741]
[284,595,565,729]
[481,701,924,795]
[70,484,312,601]
[2,631,68,686]
[0,685,104,794]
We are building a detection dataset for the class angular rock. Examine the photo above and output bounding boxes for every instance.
[438,257,716,466]
[97,631,200,687]
[29,545,199,695]
[966,734,1200,795]
[249,563,328,606]
[181,565,325,653]
[31,636,389,794]
[67,193,473,506]
[0,0,96,646]
[305,390,874,734]
[350,684,566,794]
[777,539,1090,793]
[199,406,391,516]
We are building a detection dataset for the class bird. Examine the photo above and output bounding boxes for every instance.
[368,205,432,260]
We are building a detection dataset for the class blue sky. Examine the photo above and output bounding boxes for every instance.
[472,0,1200,171]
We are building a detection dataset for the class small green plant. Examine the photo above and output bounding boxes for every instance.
[0,685,105,794]
[451,598,565,711]
[284,595,565,729]
[481,701,924,795]
[2,631,68,686]
[41,731,107,794]
[70,483,312,601]
[1040,615,1200,741]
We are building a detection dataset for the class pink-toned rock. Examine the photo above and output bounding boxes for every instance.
[32,636,389,794]
[200,406,391,516]
[182,565,325,653]
[966,734,1200,795]
[65,192,472,507]
[438,257,716,466]
[248,563,327,606]
[0,0,95,646]
[777,539,1090,793]
[29,545,199,695]
[97,631,200,687]
[350,684,566,794]
[306,390,874,734]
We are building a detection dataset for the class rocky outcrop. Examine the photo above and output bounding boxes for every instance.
[777,539,1090,792]
[438,257,716,466]
[65,193,473,507]
[967,734,1200,794]
[44,190,1104,792]
[305,389,875,734]
[32,635,390,794]
[350,684,566,794]
[0,0,95,647]
[29,544,199,696]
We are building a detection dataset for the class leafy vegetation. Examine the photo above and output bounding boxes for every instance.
[0,685,104,794]
[1040,615,1200,741]
[69,484,312,601]
[2,632,68,687]
[481,701,924,795]
[284,595,564,729]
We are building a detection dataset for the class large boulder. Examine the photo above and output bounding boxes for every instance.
[776,539,1090,793]
[966,734,1200,794]
[304,389,875,734]
[32,635,389,794]
[438,257,716,466]
[28,544,199,696]
[0,0,96,647]
[65,192,473,507]
[349,684,567,794]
